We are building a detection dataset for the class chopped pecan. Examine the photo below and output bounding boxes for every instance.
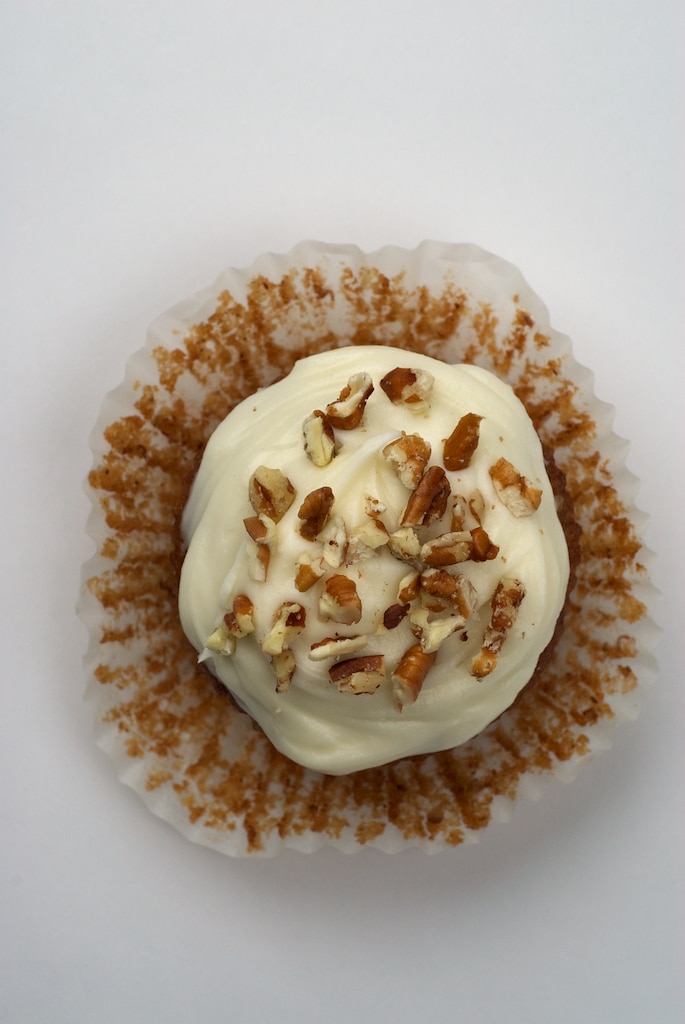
[387,526,422,564]
[303,410,336,467]
[469,489,486,525]
[248,466,295,523]
[223,594,255,637]
[409,606,466,653]
[450,493,468,532]
[397,571,421,604]
[329,654,386,694]
[319,574,362,625]
[470,526,499,562]
[420,569,477,618]
[325,372,374,429]
[260,603,306,656]
[442,413,483,471]
[346,518,389,563]
[298,486,335,541]
[382,433,432,489]
[392,644,436,708]
[308,634,368,661]
[272,649,296,693]
[204,621,237,656]
[319,513,348,568]
[383,603,410,630]
[379,367,434,413]
[365,495,387,519]
[471,577,525,678]
[489,457,542,517]
[294,555,325,592]
[401,465,451,527]
[244,513,276,581]
[421,531,472,568]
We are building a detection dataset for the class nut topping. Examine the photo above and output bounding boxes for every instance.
[387,525,422,564]
[319,513,348,568]
[401,465,451,527]
[308,634,368,661]
[347,518,389,563]
[248,466,296,523]
[379,367,434,413]
[223,594,255,637]
[421,531,472,568]
[442,413,483,471]
[409,606,466,654]
[420,569,477,618]
[204,621,237,656]
[382,603,410,630]
[329,655,386,694]
[489,457,542,517]
[260,603,306,657]
[297,486,335,541]
[294,555,325,592]
[325,372,374,430]
[382,433,432,489]
[244,513,276,581]
[319,574,363,625]
[392,645,436,709]
[397,571,421,604]
[450,493,468,532]
[303,410,336,467]
[471,577,525,678]
[470,526,500,562]
[272,649,296,693]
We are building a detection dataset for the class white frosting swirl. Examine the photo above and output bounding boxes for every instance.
[179,346,569,774]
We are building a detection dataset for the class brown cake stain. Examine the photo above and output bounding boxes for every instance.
[85,262,650,853]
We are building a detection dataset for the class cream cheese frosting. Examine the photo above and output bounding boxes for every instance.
[179,345,570,775]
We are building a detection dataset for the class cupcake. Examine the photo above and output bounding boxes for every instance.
[80,242,657,855]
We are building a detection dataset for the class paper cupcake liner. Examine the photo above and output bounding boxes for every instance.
[79,241,659,856]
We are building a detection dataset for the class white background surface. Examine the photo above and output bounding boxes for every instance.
[2,2,684,1022]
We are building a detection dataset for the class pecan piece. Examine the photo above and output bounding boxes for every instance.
[489,457,542,517]
[383,603,410,630]
[223,594,255,637]
[329,654,386,694]
[260,603,306,657]
[294,555,325,593]
[243,514,276,581]
[451,493,468,532]
[308,634,368,662]
[298,486,335,541]
[248,466,295,523]
[303,410,336,467]
[319,513,348,568]
[325,372,374,429]
[397,571,421,604]
[420,569,477,618]
[470,526,499,562]
[401,465,451,527]
[319,574,362,625]
[392,645,436,708]
[471,577,525,678]
[203,621,236,656]
[382,433,432,489]
[379,367,434,413]
[272,649,296,694]
[443,413,483,471]
[346,518,389,563]
[387,526,422,565]
[409,606,466,654]
[421,531,472,568]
